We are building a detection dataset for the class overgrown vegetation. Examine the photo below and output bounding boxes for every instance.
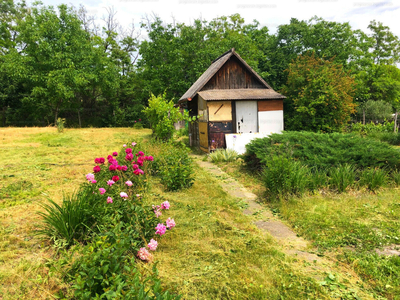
[243,131,400,171]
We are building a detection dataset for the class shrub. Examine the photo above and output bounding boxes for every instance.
[359,168,388,192]
[70,225,181,300]
[328,164,356,193]
[262,156,309,200]
[209,149,239,163]
[243,131,400,172]
[365,132,400,145]
[390,169,400,186]
[56,117,66,132]
[143,93,188,141]
[155,143,194,191]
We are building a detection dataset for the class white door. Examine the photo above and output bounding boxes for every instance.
[236,101,258,133]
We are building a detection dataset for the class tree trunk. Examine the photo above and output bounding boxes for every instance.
[363,108,365,125]
[2,106,6,127]
[54,107,58,125]
[394,111,398,133]
[78,109,82,128]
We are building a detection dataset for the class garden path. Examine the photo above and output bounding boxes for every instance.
[194,156,376,299]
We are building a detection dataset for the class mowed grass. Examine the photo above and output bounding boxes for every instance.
[0,127,331,300]
[0,127,152,299]
[218,160,400,300]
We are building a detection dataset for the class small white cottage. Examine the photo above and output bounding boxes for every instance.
[178,48,285,154]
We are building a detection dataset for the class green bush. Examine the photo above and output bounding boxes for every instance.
[209,149,239,163]
[243,131,400,172]
[307,168,329,192]
[262,156,309,200]
[154,143,194,191]
[365,132,400,145]
[70,222,181,300]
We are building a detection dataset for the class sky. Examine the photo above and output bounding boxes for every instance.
[29,0,400,39]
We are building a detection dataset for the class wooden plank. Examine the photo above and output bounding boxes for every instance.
[208,101,232,121]
[199,121,209,152]
[258,100,283,112]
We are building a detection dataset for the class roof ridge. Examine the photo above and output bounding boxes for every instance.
[211,48,235,64]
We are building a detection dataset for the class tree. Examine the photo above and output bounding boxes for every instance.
[262,17,372,90]
[281,54,356,132]
[368,20,400,65]
[356,100,393,122]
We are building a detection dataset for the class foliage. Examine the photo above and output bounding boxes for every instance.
[56,118,66,133]
[70,225,180,300]
[243,131,400,172]
[328,165,356,193]
[143,93,188,141]
[281,54,356,132]
[347,120,394,135]
[356,100,393,121]
[37,143,159,248]
[262,156,309,200]
[208,149,239,163]
[358,168,388,192]
[36,192,94,247]
[154,143,194,191]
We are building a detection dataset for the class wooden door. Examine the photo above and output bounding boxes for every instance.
[199,121,209,152]
[236,101,258,133]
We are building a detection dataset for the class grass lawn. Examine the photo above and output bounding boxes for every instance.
[1,127,330,299]
[219,159,400,300]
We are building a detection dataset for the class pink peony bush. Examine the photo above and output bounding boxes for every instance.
[84,141,176,263]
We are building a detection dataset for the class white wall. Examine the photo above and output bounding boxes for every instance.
[258,110,284,133]
[225,110,284,154]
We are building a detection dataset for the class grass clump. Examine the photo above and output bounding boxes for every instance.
[328,164,356,193]
[209,149,239,163]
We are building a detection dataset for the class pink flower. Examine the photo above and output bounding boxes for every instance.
[152,205,162,217]
[147,156,154,161]
[125,153,133,161]
[93,166,101,173]
[166,218,176,229]
[137,247,153,261]
[109,164,116,171]
[112,175,120,182]
[133,169,144,175]
[91,180,97,184]
[147,239,158,251]
[111,159,119,166]
[136,151,145,157]
[120,192,128,199]
[99,157,105,164]
[116,165,122,171]
[112,152,118,156]
[86,173,95,181]
[123,144,127,148]
[161,201,170,210]
[132,142,137,147]
[139,119,141,121]
[136,194,141,198]
[125,180,133,186]
[132,164,139,170]
[125,148,132,154]
[107,197,113,204]
[107,180,115,186]
[99,188,106,195]
[107,155,113,160]
[155,223,167,236]
[95,158,100,164]
[121,165,128,171]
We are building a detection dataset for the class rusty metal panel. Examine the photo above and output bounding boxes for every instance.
[208,101,232,121]
[258,100,283,111]
[199,121,209,153]
[209,121,233,133]
[209,132,226,150]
